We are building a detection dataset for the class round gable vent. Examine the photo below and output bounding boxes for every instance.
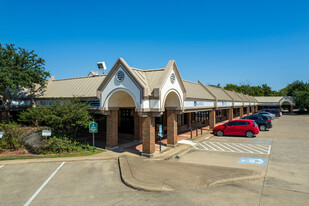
[116,71,125,82]
[170,73,176,84]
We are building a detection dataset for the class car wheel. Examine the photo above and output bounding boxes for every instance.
[259,125,266,131]
[246,131,254,138]
[217,130,224,136]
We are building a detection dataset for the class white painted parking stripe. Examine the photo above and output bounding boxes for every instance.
[230,143,255,153]
[237,143,265,154]
[24,162,65,206]
[268,145,272,155]
[254,144,270,150]
[198,143,209,150]
[0,165,4,169]
[247,144,269,152]
[203,142,217,151]
[193,141,271,155]
[223,143,245,153]
[209,142,225,151]
[216,142,235,152]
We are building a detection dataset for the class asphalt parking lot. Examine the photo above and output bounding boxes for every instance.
[0,115,308,206]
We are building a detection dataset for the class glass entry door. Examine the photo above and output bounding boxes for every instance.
[119,109,134,135]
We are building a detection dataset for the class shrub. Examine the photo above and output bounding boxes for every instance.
[19,98,91,137]
[0,123,23,151]
[29,136,92,155]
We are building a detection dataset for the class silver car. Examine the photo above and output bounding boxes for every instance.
[258,111,275,119]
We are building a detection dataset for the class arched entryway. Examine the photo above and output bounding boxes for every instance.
[281,101,293,113]
[163,90,182,147]
[104,89,139,149]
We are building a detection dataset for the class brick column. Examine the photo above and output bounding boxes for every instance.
[209,109,216,129]
[240,107,244,118]
[228,108,233,121]
[106,110,118,150]
[167,110,177,147]
[256,106,258,112]
[134,112,142,141]
[141,114,155,157]
[247,107,250,115]
[187,113,191,129]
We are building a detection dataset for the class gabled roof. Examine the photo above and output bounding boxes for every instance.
[254,96,284,103]
[247,95,257,102]
[204,85,233,101]
[236,92,250,102]
[224,90,243,102]
[38,75,106,99]
[183,80,215,101]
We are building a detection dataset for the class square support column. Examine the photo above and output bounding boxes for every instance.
[134,112,142,141]
[247,107,250,115]
[141,114,155,158]
[240,107,244,118]
[228,108,233,121]
[187,113,191,129]
[167,110,177,147]
[106,110,118,150]
[209,109,216,130]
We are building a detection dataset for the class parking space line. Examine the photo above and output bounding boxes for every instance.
[230,143,255,153]
[24,162,65,206]
[247,144,269,152]
[0,165,4,169]
[253,144,270,150]
[268,145,272,155]
[237,143,265,154]
[198,143,209,150]
[209,142,225,151]
[223,143,245,153]
[202,142,217,151]
[216,142,235,152]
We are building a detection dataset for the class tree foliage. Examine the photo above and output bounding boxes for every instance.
[0,44,50,121]
[19,98,91,137]
[280,81,309,108]
[0,44,50,93]
[224,83,280,96]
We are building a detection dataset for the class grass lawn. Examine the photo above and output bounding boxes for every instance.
[0,149,105,161]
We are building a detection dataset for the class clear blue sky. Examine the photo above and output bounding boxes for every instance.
[1,0,308,91]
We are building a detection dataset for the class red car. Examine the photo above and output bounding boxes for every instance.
[213,119,259,138]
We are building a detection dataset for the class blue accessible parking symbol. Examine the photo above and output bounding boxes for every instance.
[238,157,267,165]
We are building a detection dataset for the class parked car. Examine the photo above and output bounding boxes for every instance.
[213,119,259,138]
[257,111,275,119]
[242,114,272,131]
[259,109,282,117]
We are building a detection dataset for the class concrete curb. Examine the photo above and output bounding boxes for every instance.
[118,155,174,192]
[118,155,264,192]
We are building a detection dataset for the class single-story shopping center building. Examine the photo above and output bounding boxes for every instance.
[0,58,295,157]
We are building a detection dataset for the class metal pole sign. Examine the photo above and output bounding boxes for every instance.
[0,131,3,139]
[89,122,98,152]
[158,125,163,152]
[42,130,52,138]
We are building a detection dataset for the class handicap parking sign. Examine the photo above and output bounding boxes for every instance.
[238,157,267,165]
[158,125,163,137]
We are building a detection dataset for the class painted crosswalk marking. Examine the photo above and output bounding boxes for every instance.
[193,141,271,155]
[0,165,4,169]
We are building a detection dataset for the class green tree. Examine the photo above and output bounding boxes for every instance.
[282,81,309,108]
[19,98,91,137]
[224,83,280,96]
[0,44,50,122]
